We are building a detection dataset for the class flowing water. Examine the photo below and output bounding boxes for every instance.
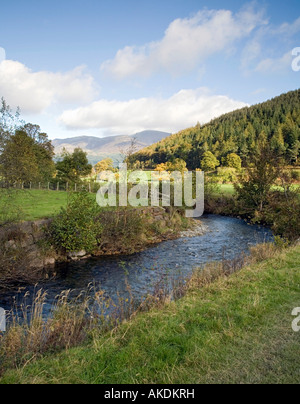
[0,215,273,317]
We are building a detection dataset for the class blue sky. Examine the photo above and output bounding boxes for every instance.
[0,0,300,139]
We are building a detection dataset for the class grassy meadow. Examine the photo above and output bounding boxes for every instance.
[0,184,237,222]
[0,189,69,221]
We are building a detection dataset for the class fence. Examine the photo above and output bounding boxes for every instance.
[0,180,100,193]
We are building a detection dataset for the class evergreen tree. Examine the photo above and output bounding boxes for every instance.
[129,90,300,169]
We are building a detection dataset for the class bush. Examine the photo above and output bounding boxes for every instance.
[49,192,102,253]
[216,167,238,184]
[262,190,300,242]
[97,208,145,254]
[291,170,300,182]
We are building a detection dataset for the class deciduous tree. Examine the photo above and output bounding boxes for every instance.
[94,158,114,174]
[201,151,220,172]
[56,148,92,183]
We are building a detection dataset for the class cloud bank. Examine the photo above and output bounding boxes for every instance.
[60,88,248,135]
[0,60,97,114]
[101,6,266,79]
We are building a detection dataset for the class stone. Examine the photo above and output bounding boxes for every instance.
[179,221,208,238]
[4,240,17,249]
[20,234,34,248]
[44,257,56,266]
[67,250,87,260]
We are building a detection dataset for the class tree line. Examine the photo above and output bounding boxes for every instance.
[0,98,93,187]
[128,89,300,170]
[0,99,55,185]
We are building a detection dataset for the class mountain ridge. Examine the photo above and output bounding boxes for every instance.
[53,130,171,165]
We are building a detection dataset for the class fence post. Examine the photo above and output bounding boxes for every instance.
[57,182,59,191]
[30,182,32,190]
[48,182,50,191]
[66,182,69,192]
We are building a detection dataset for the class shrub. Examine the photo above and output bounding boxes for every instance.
[263,190,300,242]
[97,208,145,254]
[291,170,300,182]
[216,167,238,183]
[49,192,102,253]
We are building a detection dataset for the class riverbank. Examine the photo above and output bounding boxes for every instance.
[0,206,196,290]
[1,244,299,384]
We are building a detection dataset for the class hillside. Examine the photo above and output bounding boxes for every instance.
[129,90,300,169]
[53,130,170,165]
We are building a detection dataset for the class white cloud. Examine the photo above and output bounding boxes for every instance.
[0,47,6,63]
[241,15,300,74]
[60,88,248,135]
[241,37,263,71]
[276,17,300,36]
[101,6,266,79]
[255,51,293,73]
[0,60,97,114]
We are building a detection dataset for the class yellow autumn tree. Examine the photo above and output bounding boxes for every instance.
[94,158,114,174]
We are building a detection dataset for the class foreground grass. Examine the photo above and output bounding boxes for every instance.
[1,245,300,384]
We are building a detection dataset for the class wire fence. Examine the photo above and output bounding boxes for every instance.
[0,181,100,193]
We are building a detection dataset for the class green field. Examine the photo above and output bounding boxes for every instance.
[2,245,300,384]
[0,189,69,221]
[217,183,235,195]
[1,182,298,222]
[0,185,236,222]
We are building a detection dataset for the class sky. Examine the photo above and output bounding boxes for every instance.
[0,0,300,140]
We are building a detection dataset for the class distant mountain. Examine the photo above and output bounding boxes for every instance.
[53,130,170,165]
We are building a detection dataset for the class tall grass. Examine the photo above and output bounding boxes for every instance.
[0,276,174,374]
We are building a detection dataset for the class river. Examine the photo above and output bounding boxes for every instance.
[0,215,273,318]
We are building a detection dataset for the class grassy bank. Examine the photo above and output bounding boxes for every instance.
[1,244,300,384]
